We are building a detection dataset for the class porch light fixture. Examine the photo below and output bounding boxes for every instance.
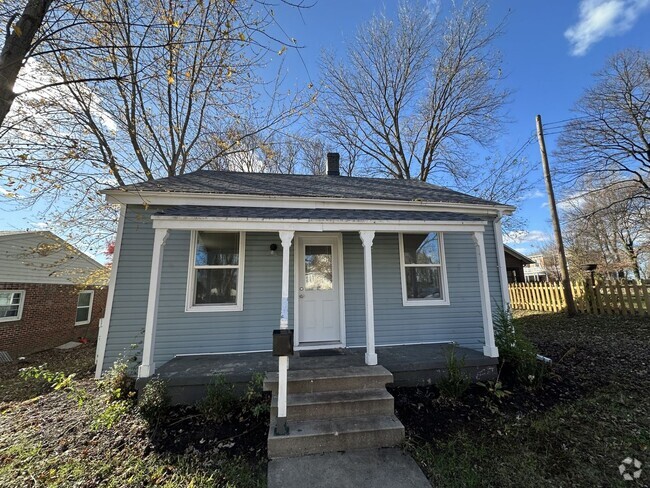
[270,243,278,255]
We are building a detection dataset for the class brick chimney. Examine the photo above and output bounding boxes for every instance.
[326,152,340,176]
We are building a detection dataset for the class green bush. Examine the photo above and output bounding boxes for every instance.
[138,379,170,426]
[493,307,547,387]
[241,372,269,419]
[437,345,470,399]
[92,400,132,430]
[198,375,239,422]
[98,358,136,402]
[20,364,87,406]
[198,373,270,423]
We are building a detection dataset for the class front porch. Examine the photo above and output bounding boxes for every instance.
[140,343,498,404]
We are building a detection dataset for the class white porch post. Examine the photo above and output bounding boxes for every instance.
[138,228,169,378]
[493,214,511,311]
[276,230,294,434]
[473,231,499,358]
[359,231,377,366]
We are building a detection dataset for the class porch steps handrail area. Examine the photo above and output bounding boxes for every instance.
[263,365,404,459]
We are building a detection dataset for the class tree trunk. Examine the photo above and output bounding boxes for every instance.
[0,0,52,127]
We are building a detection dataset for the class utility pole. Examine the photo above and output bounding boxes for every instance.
[536,114,577,317]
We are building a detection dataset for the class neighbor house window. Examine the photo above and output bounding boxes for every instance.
[187,231,245,312]
[75,290,94,325]
[399,233,449,306]
[0,290,25,322]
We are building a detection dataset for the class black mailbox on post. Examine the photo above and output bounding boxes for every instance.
[273,329,294,356]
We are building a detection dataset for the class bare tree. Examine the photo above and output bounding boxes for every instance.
[1,0,311,246]
[563,182,649,280]
[557,50,650,202]
[315,1,508,182]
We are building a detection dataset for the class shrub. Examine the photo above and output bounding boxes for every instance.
[138,379,170,426]
[20,364,87,406]
[493,307,547,387]
[437,345,470,399]
[92,400,132,430]
[198,375,239,422]
[98,358,136,402]
[241,372,269,419]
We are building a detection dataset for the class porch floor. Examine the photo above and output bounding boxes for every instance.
[148,344,498,404]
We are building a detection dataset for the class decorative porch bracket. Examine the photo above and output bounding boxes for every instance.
[276,230,294,435]
[359,230,378,366]
[138,228,169,378]
[472,231,499,358]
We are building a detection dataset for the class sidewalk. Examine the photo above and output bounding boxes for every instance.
[267,448,431,488]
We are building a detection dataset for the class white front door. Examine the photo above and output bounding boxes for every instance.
[297,235,342,346]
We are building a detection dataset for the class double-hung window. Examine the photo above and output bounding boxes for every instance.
[0,290,25,322]
[75,290,94,325]
[187,231,245,312]
[399,233,449,306]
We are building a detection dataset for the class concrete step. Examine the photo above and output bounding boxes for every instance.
[267,414,405,459]
[270,388,394,421]
[264,365,393,395]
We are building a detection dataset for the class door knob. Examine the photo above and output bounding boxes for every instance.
[299,294,304,298]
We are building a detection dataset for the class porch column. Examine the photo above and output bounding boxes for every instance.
[138,228,169,378]
[276,230,294,435]
[473,231,499,358]
[359,231,377,366]
[493,215,511,311]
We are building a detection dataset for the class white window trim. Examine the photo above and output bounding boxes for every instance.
[0,290,26,323]
[185,231,246,312]
[398,232,450,306]
[75,290,95,326]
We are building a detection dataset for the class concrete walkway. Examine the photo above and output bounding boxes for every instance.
[267,448,431,488]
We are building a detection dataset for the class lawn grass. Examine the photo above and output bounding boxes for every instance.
[0,344,266,488]
[404,312,650,487]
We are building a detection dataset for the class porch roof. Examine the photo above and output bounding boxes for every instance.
[154,205,484,222]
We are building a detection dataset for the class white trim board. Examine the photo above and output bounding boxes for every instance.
[151,218,487,233]
[104,190,515,215]
[95,205,126,378]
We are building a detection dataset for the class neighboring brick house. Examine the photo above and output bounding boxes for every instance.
[0,231,109,359]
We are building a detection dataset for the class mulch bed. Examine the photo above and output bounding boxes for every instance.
[147,404,270,459]
[392,312,650,444]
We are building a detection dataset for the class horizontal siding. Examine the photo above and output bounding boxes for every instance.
[102,206,502,371]
[345,232,485,351]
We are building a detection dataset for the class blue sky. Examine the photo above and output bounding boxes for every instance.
[1,0,650,259]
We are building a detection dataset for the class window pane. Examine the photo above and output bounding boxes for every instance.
[0,292,16,306]
[195,232,239,266]
[403,233,440,265]
[76,307,90,323]
[405,267,442,299]
[0,305,19,317]
[305,245,333,290]
[77,292,92,307]
[195,269,238,304]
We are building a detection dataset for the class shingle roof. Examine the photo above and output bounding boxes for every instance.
[155,206,483,222]
[115,171,503,207]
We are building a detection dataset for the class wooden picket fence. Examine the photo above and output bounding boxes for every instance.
[508,281,650,317]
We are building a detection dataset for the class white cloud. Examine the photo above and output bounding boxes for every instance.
[565,0,650,56]
[523,189,545,199]
[503,230,550,245]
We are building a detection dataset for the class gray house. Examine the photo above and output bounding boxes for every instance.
[96,154,515,456]
[96,154,513,379]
